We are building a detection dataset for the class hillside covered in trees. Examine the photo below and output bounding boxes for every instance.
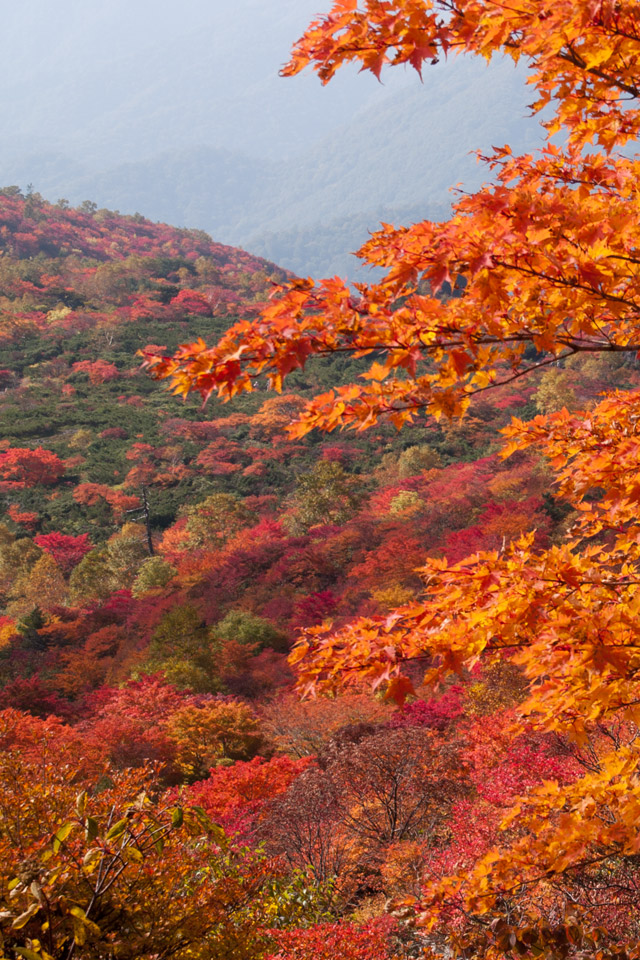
[0,166,638,959]
[0,186,601,707]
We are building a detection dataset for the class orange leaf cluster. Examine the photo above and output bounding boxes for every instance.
[144,3,640,954]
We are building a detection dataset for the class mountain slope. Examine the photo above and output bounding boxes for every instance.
[0,189,616,710]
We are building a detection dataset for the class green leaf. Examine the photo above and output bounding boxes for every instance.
[52,821,76,853]
[123,846,143,863]
[105,818,129,841]
[189,806,226,844]
[85,816,98,841]
[171,807,183,829]
[190,805,216,831]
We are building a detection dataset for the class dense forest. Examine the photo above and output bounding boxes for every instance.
[3,1,640,959]
[0,186,597,710]
[0,180,634,958]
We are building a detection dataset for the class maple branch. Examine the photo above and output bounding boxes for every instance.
[492,257,640,310]
[559,42,640,101]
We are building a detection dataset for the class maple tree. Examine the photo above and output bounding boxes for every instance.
[73,483,141,522]
[142,1,640,955]
[71,358,120,384]
[261,691,393,758]
[185,755,314,840]
[33,532,92,574]
[7,504,39,530]
[0,447,65,490]
[264,724,464,898]
[79,675,185,769]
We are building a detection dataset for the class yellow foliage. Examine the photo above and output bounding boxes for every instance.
[166,700,261,778]
[371,583,416,611]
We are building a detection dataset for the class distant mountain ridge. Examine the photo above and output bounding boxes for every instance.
[0,1,544,276]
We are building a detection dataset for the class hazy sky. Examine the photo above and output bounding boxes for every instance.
[0,0,417,164]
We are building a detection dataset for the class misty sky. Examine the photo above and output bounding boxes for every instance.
[0,0,417,163]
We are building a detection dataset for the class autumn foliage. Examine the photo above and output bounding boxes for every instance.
[0,447,65,490]
[140,2,640,957]
[0,708,280,960]
[2,2,640,957]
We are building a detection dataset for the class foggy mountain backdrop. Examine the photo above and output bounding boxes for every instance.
[0,0,546,278]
